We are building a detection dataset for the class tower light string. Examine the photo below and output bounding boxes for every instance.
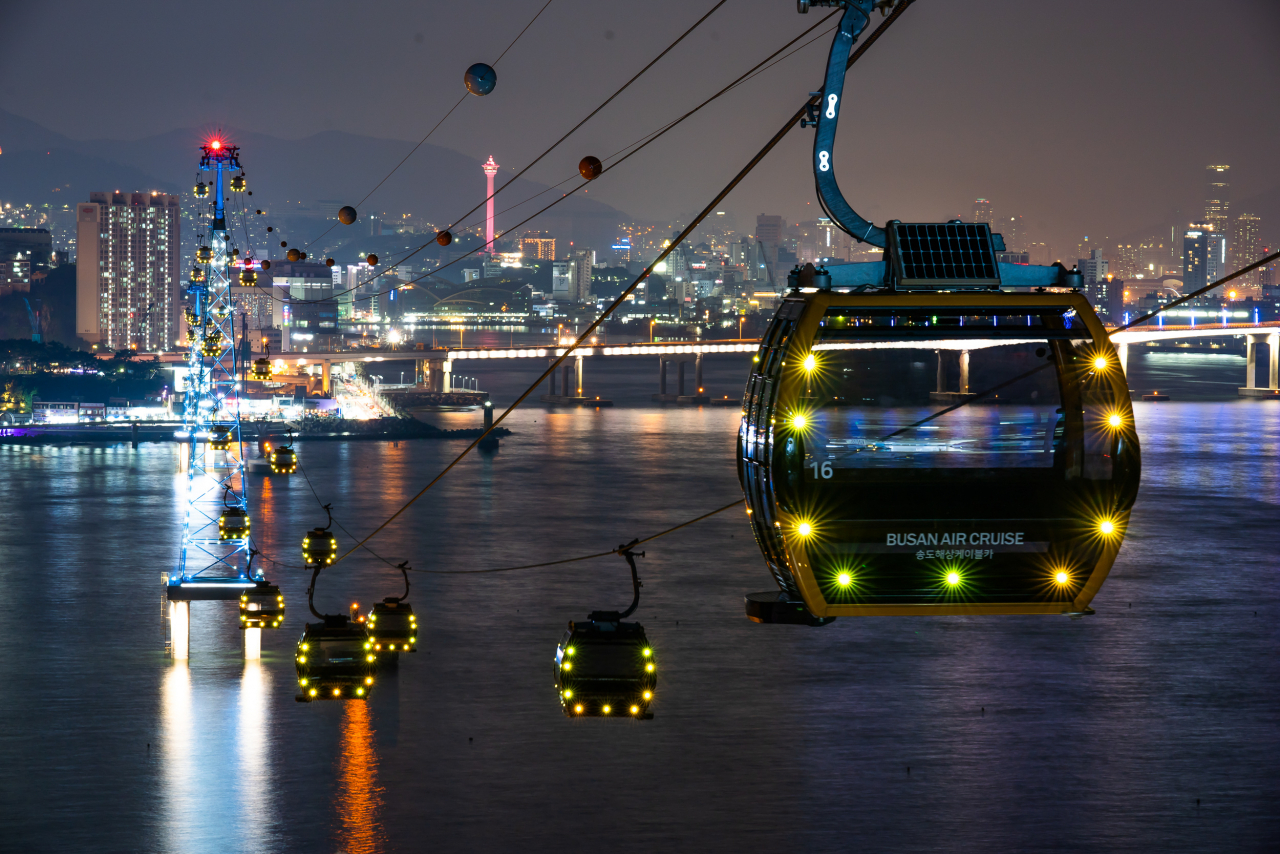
[325,1,916,567]
[302,0,558,251]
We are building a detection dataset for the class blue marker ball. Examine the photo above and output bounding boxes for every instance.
[464,63,497,96]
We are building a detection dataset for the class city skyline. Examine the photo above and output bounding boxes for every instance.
[1,0,1277,262]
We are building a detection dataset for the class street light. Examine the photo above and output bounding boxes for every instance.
[650,318,656,343]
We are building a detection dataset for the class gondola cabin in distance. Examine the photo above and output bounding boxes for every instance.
[740,222,1140,622]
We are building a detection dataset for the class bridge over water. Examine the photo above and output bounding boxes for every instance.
[140,321,1280,402]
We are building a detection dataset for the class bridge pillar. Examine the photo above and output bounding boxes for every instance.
[936,350,945,393]
[170,601,190,660]
[574,354,584,396]
[1239,333,1280,397]
[561,363,572,397]
[1117,343,1129,377]
[659,358,667,395]
[1246,336,1259,389]
[321,359,331,395]
[442,359,452,393]
[678,361,687,396]
[959,349,970,394]
[695,352,704,395]
[1271,333,1279,390]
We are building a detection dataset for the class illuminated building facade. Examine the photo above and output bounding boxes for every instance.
[971,198,993,227]
[1204,165,1230,237]
[75,192,181,351]
[520,231,556,259]
[1183,223,1226,295]
[1230,212,1262,285]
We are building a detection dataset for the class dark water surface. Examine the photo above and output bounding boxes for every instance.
[1,354,1278,853]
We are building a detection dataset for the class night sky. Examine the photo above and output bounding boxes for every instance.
[2,0,1278,254]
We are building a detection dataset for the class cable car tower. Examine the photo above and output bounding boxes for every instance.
[167,137,270,660]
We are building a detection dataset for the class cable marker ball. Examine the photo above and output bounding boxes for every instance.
[261,260,271,270]
[325,258,335,267]
[436,230,453,247]
[299,252,307,260]
[367,254,379,266]
[338,205,357,225]
[579,156,603,180]
[266,226,273,233]
[287,248,301,262]
[464,63,497,96]
[280,241,287,248]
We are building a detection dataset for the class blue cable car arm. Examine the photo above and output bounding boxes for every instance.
[812,0,886,247]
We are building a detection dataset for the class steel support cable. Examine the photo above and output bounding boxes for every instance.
[237,0,739,308]
[319,0,732,300]
[402,499,746,574]
[252,496,744,578]
[337,11,837,308]
[300,6,846,308]
[304,0,721,258]
[878,248,1280,441]
[303,0,557,250]
[329,5,914,566]
[297,457,403,569]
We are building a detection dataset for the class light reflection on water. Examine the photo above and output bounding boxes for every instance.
[1,387,1278,852]
[335,701,384,854]
[159,661,279,853]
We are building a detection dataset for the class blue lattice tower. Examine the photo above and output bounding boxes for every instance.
[168,137,262,659]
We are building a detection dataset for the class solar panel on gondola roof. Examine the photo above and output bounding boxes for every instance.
[890,221,1001,287]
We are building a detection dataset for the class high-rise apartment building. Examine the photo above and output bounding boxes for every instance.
[520,231,556,260]
[1078,249,1109,284]
[75,192,181,351]
[971,199,993,227]
[571,249,593,302]
[994,214,1022,250]
[1076,250,1112,317]
[1230,212,1262,285]
[550,250,594,303]
[1204,165,1230,237]
[1183,223,1226,294]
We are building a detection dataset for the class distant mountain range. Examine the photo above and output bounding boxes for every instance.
[0,108,626,251]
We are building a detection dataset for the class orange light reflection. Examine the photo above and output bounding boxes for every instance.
[335,700,385,853]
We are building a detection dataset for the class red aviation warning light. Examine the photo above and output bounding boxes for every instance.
[210,139,222,150]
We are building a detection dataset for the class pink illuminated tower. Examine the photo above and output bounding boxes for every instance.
[482,155,499,253]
